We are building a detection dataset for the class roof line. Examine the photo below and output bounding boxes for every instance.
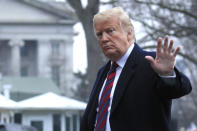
[15,0,77,23]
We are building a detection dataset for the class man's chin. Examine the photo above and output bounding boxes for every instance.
[105,52,120,61]
[105,51,115,56]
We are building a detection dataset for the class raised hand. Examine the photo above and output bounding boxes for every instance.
[145,35,180,76]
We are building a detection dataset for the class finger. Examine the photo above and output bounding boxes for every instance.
[163,35,168,52]
[168,40,173,53]
[173,46,181,57]
[145,56,155,64]
[157,37,162,55]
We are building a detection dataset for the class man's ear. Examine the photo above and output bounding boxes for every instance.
[127,29,133,42]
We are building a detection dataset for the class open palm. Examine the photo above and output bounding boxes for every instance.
[145,35,180,76]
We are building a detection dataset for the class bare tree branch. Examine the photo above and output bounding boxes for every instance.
[134,0,197,20]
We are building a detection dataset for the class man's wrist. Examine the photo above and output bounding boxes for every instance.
[159,70,176,78]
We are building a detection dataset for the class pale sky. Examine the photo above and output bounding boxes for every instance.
[55,0,88,73]
[73,23,87,74]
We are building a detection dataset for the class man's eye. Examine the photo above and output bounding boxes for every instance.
[96,32,102,38]
[106,28,115,35]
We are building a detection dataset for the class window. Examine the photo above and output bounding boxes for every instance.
[9,116,13,123]
[0,41,11,75]
[20,44,28,57]
[72,115,77,131]
[21,40,37,57]
[51,42,60,56]
[20,40,38,76]
[53,114,61,131]
[14,113,22,124]
[3,117,7,123]
[51,65,60,86]
[66,116,71,131]
[31,121,43,131]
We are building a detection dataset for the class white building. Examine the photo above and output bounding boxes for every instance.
[0,1,87,131]
[0,94,17,124]
[16,92,86,131]
[0,92,86,131]
[0,0,77,97]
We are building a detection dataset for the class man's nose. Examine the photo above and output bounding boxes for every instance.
[101,32,109,42]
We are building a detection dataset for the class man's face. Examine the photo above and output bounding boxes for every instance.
[95,17,132,61]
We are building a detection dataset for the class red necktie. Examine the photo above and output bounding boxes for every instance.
[95,62,118,131]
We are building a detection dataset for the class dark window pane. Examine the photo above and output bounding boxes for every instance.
[0,40,11,76]
[14,113,22,124]
[73,115,77,131]
[21,40,37,57]
[20,40,38,76]
[51,42,60,56]
[53,114,61,131]
[51,65,60,86]
[66,116,70,131]
[31,121,43,131]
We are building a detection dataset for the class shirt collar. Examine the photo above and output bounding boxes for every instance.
[115,43,135,68]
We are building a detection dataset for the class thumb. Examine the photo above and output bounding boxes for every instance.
[145,56,155,64]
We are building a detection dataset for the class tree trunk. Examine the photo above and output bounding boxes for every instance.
[80,9,105,96]
[67,0,105,100]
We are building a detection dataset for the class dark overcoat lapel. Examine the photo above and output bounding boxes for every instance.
[87,61,111,130]
[111,44,140,115]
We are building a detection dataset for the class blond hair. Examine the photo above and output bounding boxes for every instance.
[93,7,135,40]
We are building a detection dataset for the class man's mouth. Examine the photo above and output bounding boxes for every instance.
[103,45,113,50]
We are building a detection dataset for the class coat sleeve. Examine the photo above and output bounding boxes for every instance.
[143,50,192,99]
[156,67,192,99]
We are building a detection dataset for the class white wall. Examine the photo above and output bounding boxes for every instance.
[21,110,81,131]
[0,110,14,124]
[22,111,53,131]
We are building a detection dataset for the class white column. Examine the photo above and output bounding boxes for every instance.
[77,115,80,131]
[37,39,51,78]
[9,39,24,76]
[62,39,74,96]
[61,114,65,131]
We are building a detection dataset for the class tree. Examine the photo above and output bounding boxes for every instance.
[73,72,89,102]
[112,0,197,63]
[67,0,106,101]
